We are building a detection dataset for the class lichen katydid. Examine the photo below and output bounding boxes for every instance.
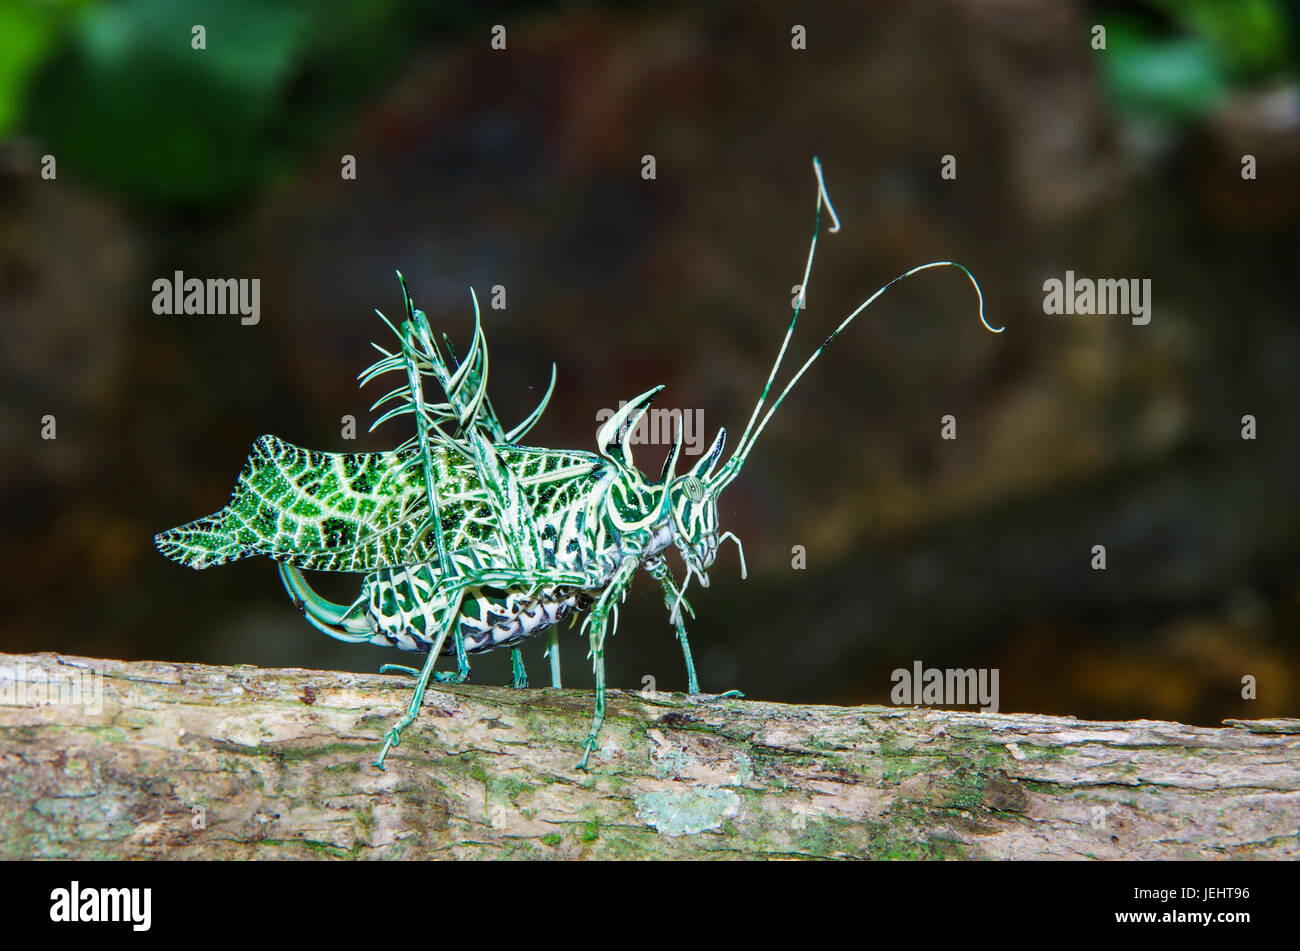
[156,158,1002,769]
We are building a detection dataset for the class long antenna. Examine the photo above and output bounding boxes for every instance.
[726,157,839,469]
[710,159,1001,492]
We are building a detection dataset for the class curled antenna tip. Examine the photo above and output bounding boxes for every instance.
[953,262,1003,334]
[921,261,1003,334]
[811,157,841,234]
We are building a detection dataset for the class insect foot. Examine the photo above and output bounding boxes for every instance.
[375,720,410,771]
[577,733,601,772]
[374,638,447,770]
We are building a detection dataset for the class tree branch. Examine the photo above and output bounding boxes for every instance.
[1,652,1296,858]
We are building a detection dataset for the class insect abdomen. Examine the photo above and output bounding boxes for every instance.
[362,565,591,654]
[453,585,591,653]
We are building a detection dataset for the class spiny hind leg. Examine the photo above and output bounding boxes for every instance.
[278,564,494,726]
[379,643,467,685]
[429,582,536,685]
[375,623,459,770]
[375,642,440,770]
[374,572,466,769]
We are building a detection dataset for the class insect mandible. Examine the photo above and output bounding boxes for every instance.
[155,158,1003,770]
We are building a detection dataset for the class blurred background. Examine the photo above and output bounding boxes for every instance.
[2,0,1298,726]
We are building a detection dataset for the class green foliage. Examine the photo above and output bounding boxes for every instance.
[0,0,90,134]
[15,0,501,207]
[1100,0,1293,122]
[1147,0,1291,77]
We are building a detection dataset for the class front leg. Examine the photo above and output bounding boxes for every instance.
[644,556,700,693]
[645,556,743,700]
[577,556,640,770]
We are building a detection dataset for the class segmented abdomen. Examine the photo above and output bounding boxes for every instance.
[362,564,591,654]
[453,585,591,653]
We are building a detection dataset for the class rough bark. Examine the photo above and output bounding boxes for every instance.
[1,652,1296,859]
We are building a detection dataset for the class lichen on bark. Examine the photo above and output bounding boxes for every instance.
[1,652,1297,859]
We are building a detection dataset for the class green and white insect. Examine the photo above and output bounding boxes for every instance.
[156,158,1002,770]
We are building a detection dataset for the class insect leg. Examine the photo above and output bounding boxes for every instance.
[366,566,472,683]
[374,642,440,770]
[510,647,528,689]
[643,557,701,693]
[645,557,744,700]
[577,557,639,770]
[662,576,700,695]
[545,627,562,688]
[433,624,471,684]
[382,626,468,683]
[375,581,467,770]
[578,617,607,772]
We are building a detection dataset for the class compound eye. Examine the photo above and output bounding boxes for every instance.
[679,475,704,502]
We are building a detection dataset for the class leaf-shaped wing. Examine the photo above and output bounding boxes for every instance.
[155,435,604,573]
[158,276,579,577]
[155,435,437,571]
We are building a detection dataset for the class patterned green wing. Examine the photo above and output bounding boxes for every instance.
[155,435,439,571]
[155,435,604,573]
[158,276,581,575]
